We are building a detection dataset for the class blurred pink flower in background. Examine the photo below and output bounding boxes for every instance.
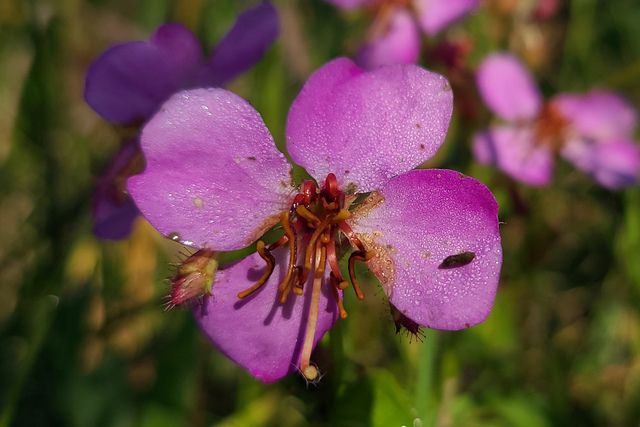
[324,0,480,69]
[473,52,640,189]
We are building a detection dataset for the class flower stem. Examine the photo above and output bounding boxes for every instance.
[414,329,439,423]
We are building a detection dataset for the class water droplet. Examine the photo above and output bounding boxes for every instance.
[167,231,181,241]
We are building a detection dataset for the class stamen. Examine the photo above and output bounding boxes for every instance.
[277,211,298,293]
[300,217,332,286]
[347,250,376,300]
[338,221,366,252]
[300,242,324,381]
[326,232,348,288]
[302,180,316,205]
[331,209,351,223]
[279,266,300,304]
[237,241,275,299]
[330,273,348,319]
[324,173,339,200]
[296,205,321,227]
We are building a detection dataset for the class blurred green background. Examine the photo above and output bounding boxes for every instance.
[2,0,640,425]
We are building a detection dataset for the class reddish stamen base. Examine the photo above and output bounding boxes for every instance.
[239,173,377,381]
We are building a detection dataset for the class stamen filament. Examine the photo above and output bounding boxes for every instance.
[296,205,321,227]
[331,209,351,223]
[330,273,348,319]
[326,232,349,289]
[279,266,300,304]
[347,250,376,300]
[238,241,274,299]
[300,217,332,285]
[338,221,366,252]
[277,211,298,293]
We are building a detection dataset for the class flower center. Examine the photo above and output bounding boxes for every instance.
[366,0,412,40]
[236,173,375,381]
[535,102,569,152]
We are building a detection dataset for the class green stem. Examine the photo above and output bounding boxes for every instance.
[414,329,439,424]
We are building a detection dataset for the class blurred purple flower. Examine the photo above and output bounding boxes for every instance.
[324,0,480,69]
[473,53,640,189]
[127,58,502,382]
[86,2,279,239]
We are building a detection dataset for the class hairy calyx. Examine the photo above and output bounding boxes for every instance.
[237,173,375,381]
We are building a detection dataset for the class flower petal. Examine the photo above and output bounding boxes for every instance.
[286,58,453,193]
[128,88,295,250]
[149,23,204,87]
[349,169,502,330]
[192,249,339,382]
[472,126,554,186]
[355,8,421,70]
[85,42,175,124]
[93,140,143,239]
[85,24,202,125]
[413,0,480,35]
[205,1,279,87]
[476,53,542,122]
[561,138,640,189]
[552,90,638,142]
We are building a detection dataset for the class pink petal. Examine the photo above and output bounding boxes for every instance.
[128,88,296,250]
[552,90,639,142]
[286,58,453,193]
[348,169,502,330]
[476,53,542,122]
[561,138,640,189]
[355,8,421,70]
[472,126,554,186]
[192,249,339,382]
[413,0,480,35]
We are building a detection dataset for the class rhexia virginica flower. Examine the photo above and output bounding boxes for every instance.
[86,2,278,239]
[473,52,640,189]
[128,58,503,382]
[324,0,479,70]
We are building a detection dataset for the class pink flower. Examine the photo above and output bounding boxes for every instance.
[473,53,640,189]
[128,58,502,382]
[325,0,480,69]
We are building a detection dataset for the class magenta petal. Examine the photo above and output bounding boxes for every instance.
[349,169,501,330]
[128,88,295,250]
[355,8,421,70]
[476,53,542,122]
[552,90,639,142]
[562,138,640,189]
[414,0,480,35]
[193,249,339,382]
[85,41,177,124]
[287,58,453,192]
[472,126,554,186]
[205,1,279,87]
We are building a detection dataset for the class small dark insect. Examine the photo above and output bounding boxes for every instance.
[438,251,475,269]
